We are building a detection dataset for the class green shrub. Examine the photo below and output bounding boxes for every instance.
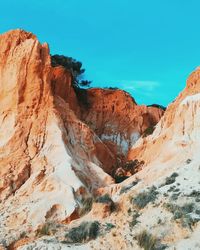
[95,194,116,212]
[123,160,144,175]
[105,223,115,231]
[129,210,140,227]
[142,126,155,137]
[20,232,27,238]
[160,173,179,187]
[181,203,194,214]
[120,180,140,194]
[132,186,159,209]
[164,202,197,230]
[171,192,181,201]
[95,194,112,203]
[51,55,91,88]
[186,159,192,164]
[114,175,129,183]
[164,202,178,213]
[187,190,200,198]
[78,197,93,216]
[136,230,158,250]
[167,185,176,192]
[65,221,100,243]
[195,209,200,215]
[104,87,119,90]
[36,223,51,236]
[147,104,166,111]
[173,210,182,220]
[164,172,178,185]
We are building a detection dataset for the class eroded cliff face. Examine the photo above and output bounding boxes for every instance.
[0,30,114,245]
[50,59,164,176]
[127,67,200,167]
[93,67,200,250]
[79,88,164,159]
[1,29,200,250]
[69,68,200,250]
[0,29,53,200]
[0,29,163,247]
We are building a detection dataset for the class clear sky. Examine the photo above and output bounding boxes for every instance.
[1,0,200,106]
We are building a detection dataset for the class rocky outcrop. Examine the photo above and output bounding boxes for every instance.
[2,28,200,250]
[102,67,200,250]
[51,70,164,164]
[0,30,114,245]
[128,67,200,167]
[0,29,164,247]
[51,67,116,175]
[50,62,164,175]
[80,88,164,162]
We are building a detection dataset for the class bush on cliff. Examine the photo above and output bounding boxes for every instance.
[51,54,91,88]
[65,221,100,243]
[51,55,91,107]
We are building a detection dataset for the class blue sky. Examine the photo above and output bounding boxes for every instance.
[1,0,200,106]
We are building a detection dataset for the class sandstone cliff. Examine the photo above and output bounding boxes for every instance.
[19,63,200,250]
[1,29,200,250]
[80,88,163,159]
[0,29,163,248]
[0,29,115,245]
[128,67,200,166]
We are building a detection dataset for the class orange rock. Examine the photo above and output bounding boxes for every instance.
[0,30,114,244]
[0,29,164,246]
[80,88,164,161]
[128,67,200,168]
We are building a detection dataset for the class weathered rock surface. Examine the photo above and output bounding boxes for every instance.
[51,69,164,169]
[0,30,114,246]
[1,28,200,250]
[80,88,164,159]
[80,67,200,250]
[104,67,200,250]
[0,29,163,247]
[128,67,200,166]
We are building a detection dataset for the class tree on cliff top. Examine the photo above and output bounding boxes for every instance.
[51,55,91,88]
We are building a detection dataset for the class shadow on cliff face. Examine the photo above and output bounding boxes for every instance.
[73,86,91,109]
[113,159,145,183]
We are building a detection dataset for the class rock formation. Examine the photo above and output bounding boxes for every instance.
[0,29,163,248]
[77,66,200,250]
[128,67,200,166]
[1,28,200,250]
[80,88,164,159]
